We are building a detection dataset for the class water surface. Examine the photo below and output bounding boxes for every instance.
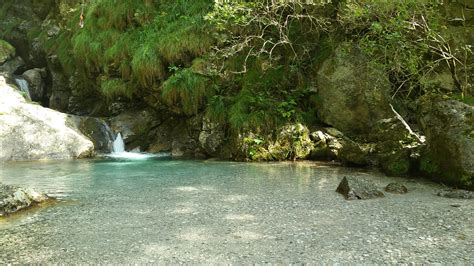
[0,159,472,263]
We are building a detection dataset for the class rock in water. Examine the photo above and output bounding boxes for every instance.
[336,176,384,200]
[385,183,408,194]
[0,183,50,216]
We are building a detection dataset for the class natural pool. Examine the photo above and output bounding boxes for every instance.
[0,158,472,264]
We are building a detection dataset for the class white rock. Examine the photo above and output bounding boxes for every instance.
[0,76,94,161]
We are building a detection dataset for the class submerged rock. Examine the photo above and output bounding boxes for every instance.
[336,176,384,200]
[0,183,50,217]
[385,183,408,194]
[437,189,474,199]
[0,75,94,161]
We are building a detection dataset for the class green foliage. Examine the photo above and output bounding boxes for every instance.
[0,39,15,62]
[100,78,132,99]
[239,124,314,161]
[338,0,462,98]
[46,0,214,99]
[161,68,210,115]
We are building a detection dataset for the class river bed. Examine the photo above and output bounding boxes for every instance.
[0,159,472,263]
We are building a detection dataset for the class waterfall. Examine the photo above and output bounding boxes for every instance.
[15,78,31,100]
[108,132,169,160]
[112,133,125,153]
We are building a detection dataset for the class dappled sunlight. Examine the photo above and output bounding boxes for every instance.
[175,186,199,192]
[170,206,196,215]
[178,228,211,242]
[224,214,255,221]
[143,244,171,256]
[222,194,248,203]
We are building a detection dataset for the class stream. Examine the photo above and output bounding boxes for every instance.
[0,159,472,263]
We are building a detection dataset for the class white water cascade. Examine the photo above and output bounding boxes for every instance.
[112,133,125,153]
[108,132,167,160]
[15,78,31,100]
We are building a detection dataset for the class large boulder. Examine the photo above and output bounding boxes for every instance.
[336,176,385,200]
[420,98,474,189]
[0,76,94,161]
[0,183,50,217]
[315,42,392,136]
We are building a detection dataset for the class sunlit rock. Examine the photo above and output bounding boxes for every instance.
[0,183,50,216]
[336,176,384,200]
[0,75,94,161]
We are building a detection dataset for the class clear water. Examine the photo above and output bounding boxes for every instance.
[0,159,472,264]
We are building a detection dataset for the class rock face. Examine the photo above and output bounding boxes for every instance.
[199,115,225,157]
[420,98,474,189]
[316,42,392,136]
[74,117,115,153]
[0,75,94,161]
[336,176,385,200]
[0,183,50,217]
[110,109,161,151]
[21,68,46,103]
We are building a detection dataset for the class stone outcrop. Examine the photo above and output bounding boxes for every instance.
[0,183,50,217]
[336,176,385,200]
[0,75,94,161]
[315,42,392,136]
[420,98,474,189]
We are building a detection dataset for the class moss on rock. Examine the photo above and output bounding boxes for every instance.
[0,39,15,64]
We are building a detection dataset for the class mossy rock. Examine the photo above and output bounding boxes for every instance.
[420,98,474,189]
[0,39,15,64]
[379,150,411,176]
